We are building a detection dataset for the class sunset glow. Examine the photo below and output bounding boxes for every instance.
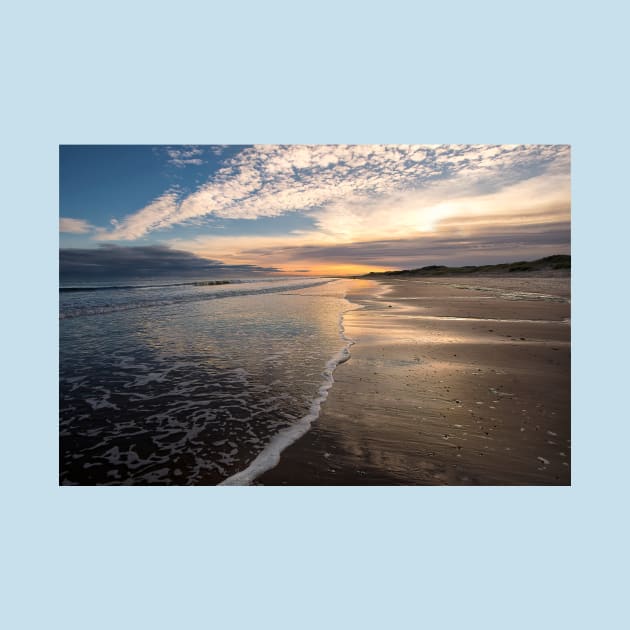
[60,145,570,279]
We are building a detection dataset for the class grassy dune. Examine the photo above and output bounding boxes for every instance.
[362,255,570,278]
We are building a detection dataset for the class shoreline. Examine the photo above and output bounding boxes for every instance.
[258,275,571,485]
[220,285,357,485]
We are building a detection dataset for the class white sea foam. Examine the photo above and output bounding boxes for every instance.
[219,299,358,486]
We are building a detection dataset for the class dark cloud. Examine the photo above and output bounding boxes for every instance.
[241,222,570,269]
[60,245,280,281]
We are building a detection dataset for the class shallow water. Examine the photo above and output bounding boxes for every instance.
[59,277,354,485]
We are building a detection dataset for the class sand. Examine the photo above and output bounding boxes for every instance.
[258,275,571,485]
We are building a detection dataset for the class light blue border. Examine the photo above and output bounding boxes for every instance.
[3,2,627,629]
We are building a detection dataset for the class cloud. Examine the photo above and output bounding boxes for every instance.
[164,146,205,167]
[59,245,280,280]
[60,217,94,233]
[310,166,570,242]
[254,224,571,268]
[166,165,570,271]
[95,191,180,241]
[173,221,570,273]
[97,144,570,241]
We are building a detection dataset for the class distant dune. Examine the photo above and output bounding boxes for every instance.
[361,255,570,278]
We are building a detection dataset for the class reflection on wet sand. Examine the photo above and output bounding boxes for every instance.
[259,275,571,485]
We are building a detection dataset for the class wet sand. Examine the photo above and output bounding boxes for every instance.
[259,275,570,485]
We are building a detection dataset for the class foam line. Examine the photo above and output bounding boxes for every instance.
[219,298,358,486]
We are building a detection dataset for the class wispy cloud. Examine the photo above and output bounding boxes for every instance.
[98,145,569,243]
[60,217,94,233]
[96,191,180,241]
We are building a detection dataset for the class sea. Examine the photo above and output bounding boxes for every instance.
[59,276,355,485]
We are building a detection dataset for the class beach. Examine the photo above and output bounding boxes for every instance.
[259,274,571,485]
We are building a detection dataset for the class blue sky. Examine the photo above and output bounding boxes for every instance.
[60,146,319,249]
[60,144,570,277]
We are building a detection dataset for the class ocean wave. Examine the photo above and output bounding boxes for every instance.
[60,280,234,293]
[60,279,332,319]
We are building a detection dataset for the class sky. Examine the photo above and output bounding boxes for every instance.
[59,144,570,279]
